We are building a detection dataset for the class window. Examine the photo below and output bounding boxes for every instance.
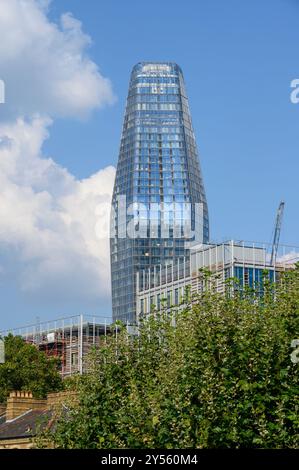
[175,288,179,305]
[167,290,172,308]
[71,353,78,366]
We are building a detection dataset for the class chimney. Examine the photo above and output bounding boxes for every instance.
[6,391,46,421]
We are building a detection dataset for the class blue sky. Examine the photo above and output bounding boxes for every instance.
[46,0,299,242]
[0,0,299,330]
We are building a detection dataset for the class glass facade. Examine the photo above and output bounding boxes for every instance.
[234,266,275,293]
[110,62,209,323]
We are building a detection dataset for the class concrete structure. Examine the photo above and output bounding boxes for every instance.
[136,240,299,320]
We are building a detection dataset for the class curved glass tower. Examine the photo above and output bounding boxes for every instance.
[110,62,209,323]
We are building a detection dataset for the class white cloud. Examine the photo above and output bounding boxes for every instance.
[0,0,116,308]
[0,117,115,299]
[0,0,115,119]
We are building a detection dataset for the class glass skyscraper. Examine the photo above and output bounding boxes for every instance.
[110,62,209,323]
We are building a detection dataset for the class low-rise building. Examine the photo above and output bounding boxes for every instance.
[0,391,74,449]
[136,240,299,320]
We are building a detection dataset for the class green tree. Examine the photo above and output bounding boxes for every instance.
[44,267,299,449]
[0,334,63,403]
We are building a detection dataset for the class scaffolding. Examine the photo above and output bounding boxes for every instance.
[0,314,111,378]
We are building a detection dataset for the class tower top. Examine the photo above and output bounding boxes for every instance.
[132,62,183,75]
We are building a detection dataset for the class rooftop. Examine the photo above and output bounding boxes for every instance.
[0,409,51,440]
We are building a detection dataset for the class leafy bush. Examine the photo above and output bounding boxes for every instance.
[45,268,299,448]
[0,334,63,403]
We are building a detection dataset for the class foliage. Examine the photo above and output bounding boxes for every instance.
[0,334,63,403]
[44,267,299,448]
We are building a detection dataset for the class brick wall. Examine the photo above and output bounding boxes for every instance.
[6,391,46,421]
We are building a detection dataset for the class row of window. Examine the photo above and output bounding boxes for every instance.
[135,190,189,198]
[134,163,188,170]
[139,271,276,315]
[132,77,179,85]
[138,263,191,292]
[124,125,195,140]
[132,195,193,203]
[135,176,188,183]
[126,152,193,162]
[131,156,190,165]
[124,119,188,131]
[125,115,183,127]
[128,94,181,104]
[133,86,180,95]
[122,152,189,161]
[119,141,199,155]
[234,267,275,287]
[139,286,190,315]
[135,126,182,134]
[137,266,277,303]
[134,141,184,149]
[115,165,200,180]
[112,190,204,203]
[134,133,183,141]
[127,103,183,112]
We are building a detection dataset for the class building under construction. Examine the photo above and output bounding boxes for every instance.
[0,315,112,378]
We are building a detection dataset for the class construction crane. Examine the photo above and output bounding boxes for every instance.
[270,201,285,265]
